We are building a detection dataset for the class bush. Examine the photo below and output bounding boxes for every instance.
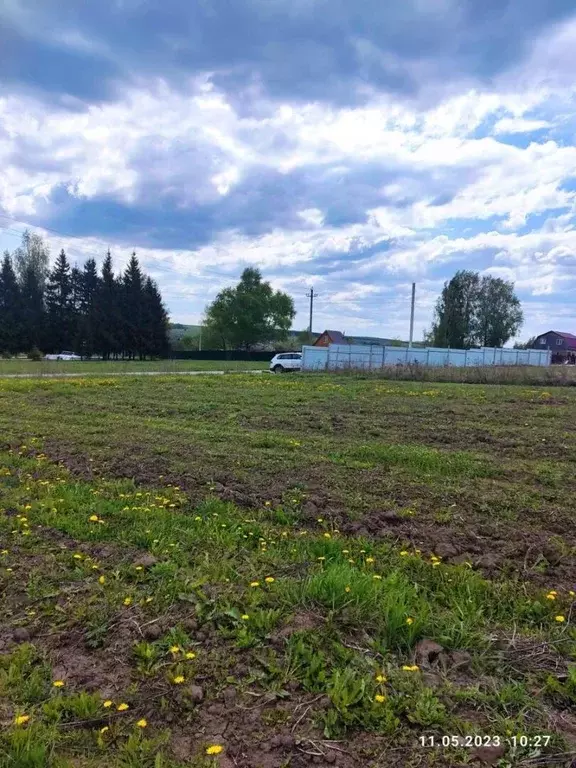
[27,347,43,361]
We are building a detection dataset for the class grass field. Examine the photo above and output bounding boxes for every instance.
[0,359,268,376]
[1,373,575,768]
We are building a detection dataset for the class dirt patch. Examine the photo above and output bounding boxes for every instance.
[34,438,576,592]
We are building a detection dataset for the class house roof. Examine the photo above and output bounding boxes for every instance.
[538,331,576,340]
[537,331,576,349]
[322,330,348,344]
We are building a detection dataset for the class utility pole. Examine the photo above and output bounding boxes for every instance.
[408,282,416,349]
[199,325,202,352]
[306,287,316,336]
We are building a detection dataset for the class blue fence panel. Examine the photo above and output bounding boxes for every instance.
[301,344,551,371]
[302,345,328,370]
[427,348,450,366]
[383,348,406,365]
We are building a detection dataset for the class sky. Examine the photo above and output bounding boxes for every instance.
[2,1,576,340]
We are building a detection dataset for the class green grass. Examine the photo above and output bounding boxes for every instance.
[1,374,575,766]
[0,359,268,375]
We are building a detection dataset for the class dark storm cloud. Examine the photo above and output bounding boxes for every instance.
[31,156,480,250]
[2,0,575,105]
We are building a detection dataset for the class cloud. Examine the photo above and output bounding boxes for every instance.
[2,1,576,341]
[2,0,576,106]
[494,117,551,134]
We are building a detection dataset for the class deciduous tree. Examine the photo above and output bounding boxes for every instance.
[204,268,295,351]
[429,271,523,349]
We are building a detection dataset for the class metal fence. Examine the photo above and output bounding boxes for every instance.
[301,344,551,371]
[170,350,273,361]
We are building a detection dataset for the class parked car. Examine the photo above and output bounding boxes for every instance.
[45,351,82,361]
[269,352,302,373]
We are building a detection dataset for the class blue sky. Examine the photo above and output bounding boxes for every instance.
[2,0,576,340]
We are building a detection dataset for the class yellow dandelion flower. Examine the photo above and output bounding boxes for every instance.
[52,680,65,688]
[173,675,185,684]
[344,585,351,593]
[250,581,260,588]
[366,557,374,564]
[405,617,414,625]
[323,532,331,539]
[123,597,132,606]
[569,590,575,597]
[374,694,386,703]
[546,593,556,600]
[98,575,106,585]
[317,556,326,561]
[375,674,386,683]
[265,577,275,583]
[100,726,109,734]
[402,665,419,672]
[555,615,566,623]
[136,719,148,728]
[342,549,349,554]
[103,700,113,708]
[89,515,99,522]
[264,501,271,507]
[14,714,30,725]
[317,518,324,523]
[169,645,181,654]
[117,703,129,711]
[399,550,409,556]
[135,565,143,571]
[432,561,441,568]
[185,652,196,660]
[206,745,224,755]
[73,554,83,560]
[241,614,250,620]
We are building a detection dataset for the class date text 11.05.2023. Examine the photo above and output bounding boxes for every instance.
[419,734,551,749]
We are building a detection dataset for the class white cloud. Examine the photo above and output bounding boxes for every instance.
[494,117,551,134]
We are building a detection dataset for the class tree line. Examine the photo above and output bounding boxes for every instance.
[0,232,169,359]
[177,268,525,353]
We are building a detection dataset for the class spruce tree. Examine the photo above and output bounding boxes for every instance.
[70,266,83,352]
[20,264,45,352]
[122,252,145,359]
[0,253,24,355]
[75,259,100,357]
[94,251,121,360]
[45,249,73,352]
[143,276,170,358]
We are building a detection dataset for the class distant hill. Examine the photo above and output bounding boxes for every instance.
[169,324,201,344]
